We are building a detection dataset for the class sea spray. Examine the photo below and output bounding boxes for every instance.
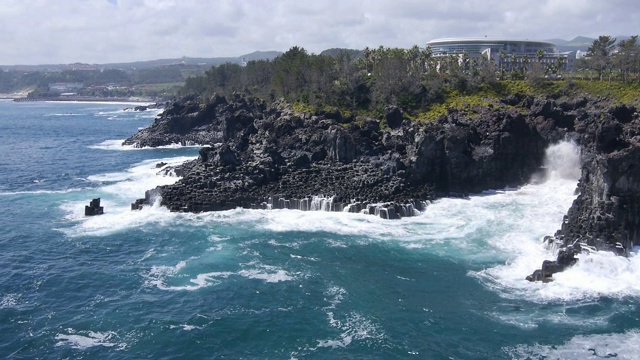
[542,140,582,181]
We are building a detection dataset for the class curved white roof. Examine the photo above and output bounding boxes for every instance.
[427,38,556,47]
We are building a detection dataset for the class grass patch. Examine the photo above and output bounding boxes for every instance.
[569,80,640,104]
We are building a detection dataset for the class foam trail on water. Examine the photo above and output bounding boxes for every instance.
[55,329,126,350]
[144,258,295,291]
[0,188,85,196]
[90,139,208,151]
[506,329,640,360]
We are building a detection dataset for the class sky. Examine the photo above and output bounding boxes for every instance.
[1,0,638,65]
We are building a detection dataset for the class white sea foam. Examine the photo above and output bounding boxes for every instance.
[89,139,136,151]
[238,268,294,283]
[485,300,632,330]
[149,270,233,291]
[60,199,177,237]
[55,329,126,350]
[65,139,640,305]
[60,156,194,237]
[316,312,384,349]
[90,139,208,151]
[259,208,412,239]
[45,113,85,117]
[467,141,640,304]
[0,293,21,308]
[87,156,192,195]
[169,324,202,331]
[506,329,640,360]
[143,256,295,291]
[0,188,85,196]
[312,286,384,349]
[48,101,153,106]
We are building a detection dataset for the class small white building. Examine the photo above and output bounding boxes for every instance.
[48,82,84,92]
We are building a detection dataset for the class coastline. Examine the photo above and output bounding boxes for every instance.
[11,96,158,104]
[123,93,640,283]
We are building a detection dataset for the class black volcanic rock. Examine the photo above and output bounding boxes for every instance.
[125,93,556,219]
[126,93,640,279]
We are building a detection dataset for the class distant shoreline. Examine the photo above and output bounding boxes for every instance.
[11,96,157,103]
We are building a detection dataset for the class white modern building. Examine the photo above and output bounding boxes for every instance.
[426,38,575,72]
[48,82,84,92]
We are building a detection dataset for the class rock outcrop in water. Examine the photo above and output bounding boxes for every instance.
[84,198,104,216]
[124,93,640,278]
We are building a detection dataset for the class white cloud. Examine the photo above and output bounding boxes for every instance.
[1,0,638,64]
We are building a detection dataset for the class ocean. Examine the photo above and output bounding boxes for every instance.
[1,100,640,359]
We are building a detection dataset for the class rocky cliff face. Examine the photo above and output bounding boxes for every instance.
[555,103,640,254]
[125,93,640,262]
[126,94,554,218]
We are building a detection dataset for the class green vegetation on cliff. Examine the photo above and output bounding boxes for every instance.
[179,37,639,119]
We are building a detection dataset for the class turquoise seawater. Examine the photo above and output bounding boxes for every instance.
[2,100,640,359]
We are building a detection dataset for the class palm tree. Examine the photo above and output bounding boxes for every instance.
[407,45,420,74]
[522,54,530,77]
[556,56,566,77]
[510,53,518,78]
[499,50,507,80]
[536,49,545,64]
[420,46,434,76]
[470,58,479,77]
[461,52,470,73]
[363,47,372,74]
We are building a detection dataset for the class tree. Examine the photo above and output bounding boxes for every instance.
[363,47,372,73]
[616,35,639,82]
[522,54,530,77]
[510,53,519,79]
[420,46,434,76]
[499,50,507,80]
[587,35,617,81]
[555,56,566,77]
[536,49,545,64]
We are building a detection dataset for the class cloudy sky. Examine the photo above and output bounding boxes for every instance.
[1,0,638,65]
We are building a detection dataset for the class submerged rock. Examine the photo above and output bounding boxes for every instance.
[526,245,580,282]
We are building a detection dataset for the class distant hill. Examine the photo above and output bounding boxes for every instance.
[1,51,283,71]
[319,48,364,59]
[102,51,283,69]
[547,36,595,52]
[548,35,636,52]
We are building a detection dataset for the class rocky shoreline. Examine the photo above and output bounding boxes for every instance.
[124,92,640,281]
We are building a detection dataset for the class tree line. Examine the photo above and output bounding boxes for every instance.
[580,35,640,82]
[181,45,498,111]
[180,35,640,111]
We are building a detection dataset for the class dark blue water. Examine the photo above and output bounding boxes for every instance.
[1,100,640,359]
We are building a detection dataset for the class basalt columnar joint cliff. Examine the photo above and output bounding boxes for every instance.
[124,93,640,279]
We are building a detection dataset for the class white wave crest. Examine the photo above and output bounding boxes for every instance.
[55,329,126,350]
[506,329,640,360]
[90,139,208,151]
[0,188,85,196]
[1,293,22,308]
[59,156,193,237]
[309,286,384,350]
[143,256,296,291]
